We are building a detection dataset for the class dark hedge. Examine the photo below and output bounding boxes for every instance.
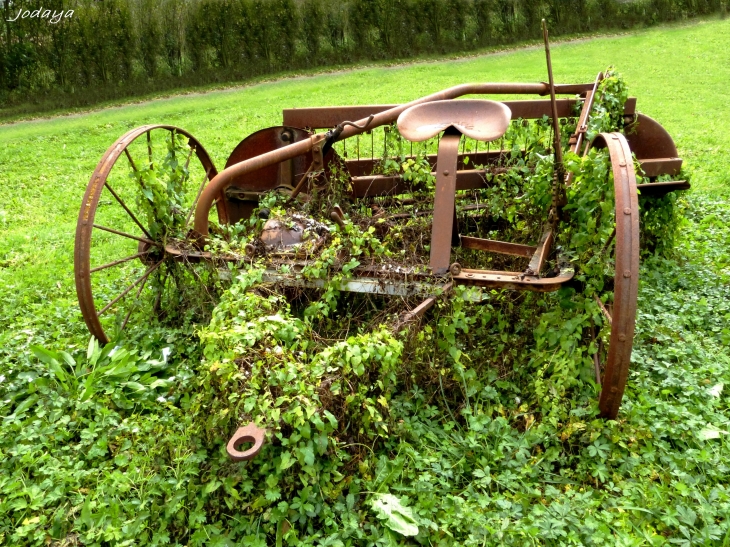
[0,0,724,114]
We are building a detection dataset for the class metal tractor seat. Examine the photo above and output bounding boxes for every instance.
[397,100,513,274]
[397,99,512,142]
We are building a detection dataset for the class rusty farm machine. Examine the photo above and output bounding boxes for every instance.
[74,30,688,460]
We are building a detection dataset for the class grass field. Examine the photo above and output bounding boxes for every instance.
[1,16,730,546]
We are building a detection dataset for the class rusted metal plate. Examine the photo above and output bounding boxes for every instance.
[452,264,574,292]
[637,157,683,178]
[397,100,511,142]
[430,128,462,275]
[637,180,690,196]
[260,219,305,250]
[222,126,338,224]
[460,236,536,257]
[225,126,311,190]
[351,169,492,197]
[526,229,553,276]
[624,112,678,160]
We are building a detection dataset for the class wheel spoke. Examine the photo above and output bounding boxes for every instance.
[599,227,616,256]
[104,181,153,240]
[119,266,154,332]
[595,295,613,326]
[152,269,170,314]
[147,130,153,169]
[124,147,140,173]
[93,224,160,246]
[90,251,150,273]
[98,260,163,316]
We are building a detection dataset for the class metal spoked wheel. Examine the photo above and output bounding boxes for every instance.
[587,132,640,419]
[74,125,224,344]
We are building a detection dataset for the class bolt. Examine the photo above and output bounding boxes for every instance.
[623,270,631,278]
[618,334,626,341]
[443,170,449,176]
[623,207,631,215]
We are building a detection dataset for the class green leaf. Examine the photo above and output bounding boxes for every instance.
[370,494,419,536]
[11,394,39,417]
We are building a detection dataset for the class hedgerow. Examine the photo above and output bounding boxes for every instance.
[0,0,726,115]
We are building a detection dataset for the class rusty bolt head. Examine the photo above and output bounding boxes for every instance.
[623,270,631,278]
[618,333,626,342]
[443,170,450,176]
[623,207,631,215]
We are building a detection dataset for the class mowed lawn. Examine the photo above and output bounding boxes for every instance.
[1,16,730,546]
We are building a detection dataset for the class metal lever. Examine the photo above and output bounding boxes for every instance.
[323,115,375,156]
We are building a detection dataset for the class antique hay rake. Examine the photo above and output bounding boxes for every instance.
[74,29,688,460]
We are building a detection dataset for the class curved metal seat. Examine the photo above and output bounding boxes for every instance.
[397,99,512,142]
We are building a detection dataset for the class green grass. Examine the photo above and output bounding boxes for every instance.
[1,17,730,546]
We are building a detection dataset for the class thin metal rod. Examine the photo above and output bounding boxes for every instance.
[147,130,153,169]
[183,144,194,172]
[542,20,564,172]
[124,148,151,197]
[93,224,160,246]
[398,283,453,327]
[90,251,149,273]
[289,162,316,201]
[119,265,154,331]
[600,227,617,256]
[152,269,170,314]
[592,326,602,386]
[103,181,153,241]
[595,295,613,326]
[124,148,139,173]
[98,260,163,316]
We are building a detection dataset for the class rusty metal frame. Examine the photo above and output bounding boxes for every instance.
[74,70,691,452]
[591,132,640,419]
[192,82,598,237]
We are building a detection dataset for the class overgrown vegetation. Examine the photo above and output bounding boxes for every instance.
[1,19,730,546]
[0,0,727,117]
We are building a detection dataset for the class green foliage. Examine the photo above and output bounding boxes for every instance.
[135,131,194,240]
[2,22,730,546]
